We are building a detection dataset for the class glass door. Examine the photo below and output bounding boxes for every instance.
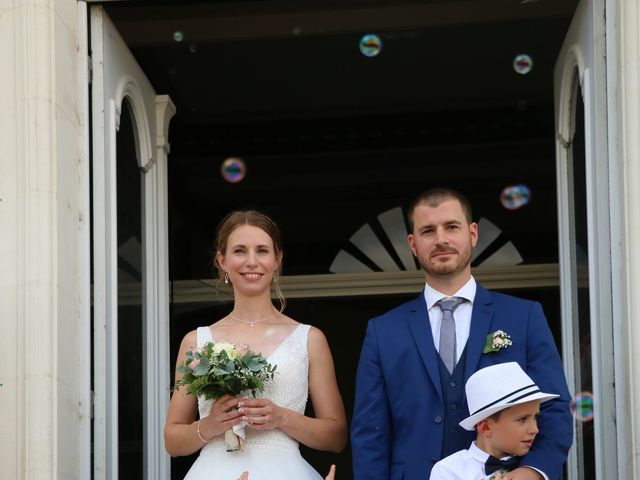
[554,0,615,478]
[91,6,175,479]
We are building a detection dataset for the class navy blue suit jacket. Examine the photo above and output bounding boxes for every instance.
[351,285,573,480]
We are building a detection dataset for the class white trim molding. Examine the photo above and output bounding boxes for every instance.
[144,94,175,480]
[115,75,155,171]
[142,264,561,306]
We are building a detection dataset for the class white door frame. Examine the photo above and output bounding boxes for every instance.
[554,0,615,478]
[91,6,175,479]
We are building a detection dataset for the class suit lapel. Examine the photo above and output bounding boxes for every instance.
[407,293,443,400]
[464,285,495,382]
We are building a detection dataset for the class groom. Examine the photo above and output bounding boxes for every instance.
[351,187,572,480]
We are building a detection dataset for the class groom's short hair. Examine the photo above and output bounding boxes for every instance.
[407,187,473,231]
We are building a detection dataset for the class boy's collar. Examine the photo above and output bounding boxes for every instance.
[469,441,517,462]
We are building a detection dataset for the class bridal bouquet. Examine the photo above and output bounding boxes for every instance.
[175,341,277,451]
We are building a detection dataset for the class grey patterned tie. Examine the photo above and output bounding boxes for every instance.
[436,297,466,374]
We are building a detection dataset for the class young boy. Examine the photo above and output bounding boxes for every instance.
[429,362,559,480]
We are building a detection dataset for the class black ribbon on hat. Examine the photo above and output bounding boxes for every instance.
[484,455,521,475]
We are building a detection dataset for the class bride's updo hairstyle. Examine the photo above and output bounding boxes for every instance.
[214,210,286,311]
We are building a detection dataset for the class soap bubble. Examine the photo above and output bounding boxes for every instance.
[500,184,531,210]
[221,157,246,183]
[570,392,594,422]
[173,31,184,43]
[513,54,533,75]
[359,34,382,57]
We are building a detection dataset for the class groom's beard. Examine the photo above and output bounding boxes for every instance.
[420,245,472,278]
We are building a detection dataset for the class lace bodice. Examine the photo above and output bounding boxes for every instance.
[196,324,311,453]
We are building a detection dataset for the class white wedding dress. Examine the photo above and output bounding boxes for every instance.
[184,323,324,480]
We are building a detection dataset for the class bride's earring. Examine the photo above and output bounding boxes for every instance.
[272,270,278,283]
[224,272,229,285]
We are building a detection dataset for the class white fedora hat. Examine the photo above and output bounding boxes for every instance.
[459,362,559,431]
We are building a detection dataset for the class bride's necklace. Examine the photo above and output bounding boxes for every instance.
[229,311,280,327]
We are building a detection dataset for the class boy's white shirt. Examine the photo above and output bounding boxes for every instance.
[429,442,548,480]
[429,442,496,480]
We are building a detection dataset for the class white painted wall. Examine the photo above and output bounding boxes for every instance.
[618,0,640,476]
[0,1,90,478]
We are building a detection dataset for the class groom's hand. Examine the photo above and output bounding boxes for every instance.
[500,467,543,480]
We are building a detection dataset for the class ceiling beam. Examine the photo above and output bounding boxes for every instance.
[107,0,577,46]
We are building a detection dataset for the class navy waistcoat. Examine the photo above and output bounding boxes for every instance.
[438,348,475,459]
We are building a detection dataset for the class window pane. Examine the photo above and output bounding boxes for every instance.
[571,84,595,480]
[117,100,144,480]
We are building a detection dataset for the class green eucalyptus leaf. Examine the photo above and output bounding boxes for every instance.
[193,356,211,376]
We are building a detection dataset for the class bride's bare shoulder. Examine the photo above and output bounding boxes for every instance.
[176,329,198,357]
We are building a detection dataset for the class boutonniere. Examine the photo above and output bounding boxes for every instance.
[483,330,513,354]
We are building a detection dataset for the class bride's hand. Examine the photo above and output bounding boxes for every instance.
[199,393,244,440]
[325,464,336,480]
[237,398,284,430]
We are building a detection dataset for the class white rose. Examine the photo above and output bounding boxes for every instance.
[212,342,239,360]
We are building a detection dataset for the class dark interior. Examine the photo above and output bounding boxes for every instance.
[102,1,578,478]
[104,0,577,280]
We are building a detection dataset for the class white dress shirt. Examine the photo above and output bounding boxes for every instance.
[429,441,546,480]
[423,276,476,363]
[429,442,502,480]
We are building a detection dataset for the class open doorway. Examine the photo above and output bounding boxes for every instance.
[97,1,579,478]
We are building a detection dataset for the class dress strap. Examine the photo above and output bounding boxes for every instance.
[291,323,311,362]
[283,323,311,356]
[299,324,311,351]
[196,326,214,348]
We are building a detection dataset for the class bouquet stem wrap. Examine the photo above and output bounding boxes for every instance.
[224,409,247,451]
[225,426,243,452]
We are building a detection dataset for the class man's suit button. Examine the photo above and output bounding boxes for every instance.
[449,381,457,388]
[450,427,458,434]
[450,403,458,410]
[434,416,442,423]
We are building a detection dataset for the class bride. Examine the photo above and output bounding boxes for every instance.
[164,210,347,479]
